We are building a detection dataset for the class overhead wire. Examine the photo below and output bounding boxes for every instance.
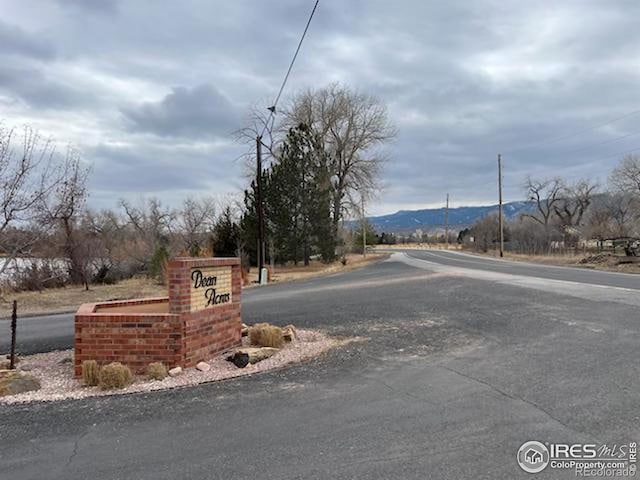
[504,108,640,155]
[259,0,319,138]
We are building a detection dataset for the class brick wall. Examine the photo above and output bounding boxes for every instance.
[74,257,242,376]
[169,257,242,367]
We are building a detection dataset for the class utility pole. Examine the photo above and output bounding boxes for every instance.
[9,300,17,369]
[444,193,449,249]
[256,136,266,279]
[361,195,366,257]
[498,154,504,258]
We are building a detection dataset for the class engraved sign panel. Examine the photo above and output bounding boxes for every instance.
[190,266,232,311]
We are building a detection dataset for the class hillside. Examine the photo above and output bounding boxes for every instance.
[366,201,534,233]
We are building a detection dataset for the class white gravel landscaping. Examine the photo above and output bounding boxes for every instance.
[1,329,344,404]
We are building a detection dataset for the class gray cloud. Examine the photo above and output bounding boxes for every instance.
[0,20,55,60]
[121,84,241,139]
[2,0,640,215]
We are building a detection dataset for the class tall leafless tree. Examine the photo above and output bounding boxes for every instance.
[283,83,396,229]
[0,125,63,277]
[610,154,640,196]
[177,197,216,255]
[552,179,598,246]
[523,177,563,226]
[44,146,91,285]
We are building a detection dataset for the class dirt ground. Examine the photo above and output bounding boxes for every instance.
[465,249,640,274]
[0,253,389,318]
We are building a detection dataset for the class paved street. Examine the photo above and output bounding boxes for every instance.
[1,250,640,479]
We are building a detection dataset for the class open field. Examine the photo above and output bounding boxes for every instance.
[0,253,389,318]
[0,277,168,318]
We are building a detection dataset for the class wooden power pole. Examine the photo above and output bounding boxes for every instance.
[256,136,266,278]
[361,195,367,257]
[498,154,504,258]
[444,193,449,249]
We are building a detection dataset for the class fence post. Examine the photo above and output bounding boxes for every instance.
[9,300,17,369]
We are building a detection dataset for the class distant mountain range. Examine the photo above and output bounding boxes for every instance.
[365,201,535,233]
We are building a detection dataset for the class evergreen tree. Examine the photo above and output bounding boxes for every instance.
[266,123,335,265]
[212,206,240,257]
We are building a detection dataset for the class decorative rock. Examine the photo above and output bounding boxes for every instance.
[226,347,279,368]
[0,370,41,396]
[241,323,249,337]
[58,357,73,365]
[196,362,210,372]
[168,366,182,377]
[283,325,297,343]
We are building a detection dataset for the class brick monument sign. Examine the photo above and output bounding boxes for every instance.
[74,257,242,376]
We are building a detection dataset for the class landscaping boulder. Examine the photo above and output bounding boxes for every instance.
[168,366,182,377]
[196,362,210,372]
[283,325,297,343]
[226,347,279,368]
[0,370,41,397]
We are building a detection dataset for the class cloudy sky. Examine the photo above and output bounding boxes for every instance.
[2,0,640,215]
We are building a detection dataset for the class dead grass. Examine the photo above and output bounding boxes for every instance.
[98,362,133,390]
[249,323,285,348]
[81,360,100,387]
[147,362,168,381]
[0,276,167,318]
[467,249,640,273]
[249,253,389,284]
[1,253,389,318]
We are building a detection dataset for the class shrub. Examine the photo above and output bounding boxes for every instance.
[249,323,284,348]
[7,261,67,292]
[149,244,170,284]
[98,362,133,390]
[147,362,167,381]
[81,360,100,386]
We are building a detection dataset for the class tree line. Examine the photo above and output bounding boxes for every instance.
[0,83,395,291]
[238,83,395,266]
[463,156,640,254]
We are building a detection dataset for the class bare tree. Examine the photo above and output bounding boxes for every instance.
[0,125,62,277]
[119,198,176,268]
[44,146,91,285]
[610,154,640,196]
[177,197,216,255]
[283,83,396,228]
[523,177,563,228]
[552,179,598,246]
[470,213,500,252]
[606,193,636,237]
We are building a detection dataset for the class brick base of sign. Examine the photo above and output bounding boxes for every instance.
[74,258,242,377]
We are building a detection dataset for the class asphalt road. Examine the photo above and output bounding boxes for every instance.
[2,250,640,479]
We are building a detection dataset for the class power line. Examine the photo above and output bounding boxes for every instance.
[255,0,320,278]
[505,108,640,155]
[260,0,319,136]
[557,128,640,156]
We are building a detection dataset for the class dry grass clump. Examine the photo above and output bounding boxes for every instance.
[98,362,133,390]
[147,362,167,381]
[81,360,100,386]
[249,323,284,348]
